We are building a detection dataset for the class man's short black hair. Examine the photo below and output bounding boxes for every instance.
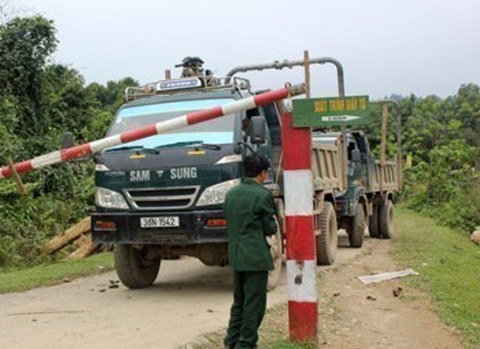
[244,153,270,178]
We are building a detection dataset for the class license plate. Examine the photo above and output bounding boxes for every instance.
[140,216,180,228]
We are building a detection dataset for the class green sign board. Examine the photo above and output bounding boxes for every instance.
[292,95,370,127]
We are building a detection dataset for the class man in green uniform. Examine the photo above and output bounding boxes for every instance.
[223,154,278,349]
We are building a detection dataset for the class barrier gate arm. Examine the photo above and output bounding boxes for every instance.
[0,83,305,180]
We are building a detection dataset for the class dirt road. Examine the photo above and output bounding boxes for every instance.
[0,234,463,349]
[316,238,463,349]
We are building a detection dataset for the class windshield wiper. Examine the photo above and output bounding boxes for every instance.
[105,145,144,153]
[197,143,221,150]
[105,145,160,155]
[155,140,221,151]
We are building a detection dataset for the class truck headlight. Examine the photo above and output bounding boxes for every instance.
[95,187,129,209]
[197,179,240,206]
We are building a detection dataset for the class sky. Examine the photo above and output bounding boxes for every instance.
[8,0,480,99]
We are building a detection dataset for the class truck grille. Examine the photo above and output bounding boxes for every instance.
[123,186,200,210]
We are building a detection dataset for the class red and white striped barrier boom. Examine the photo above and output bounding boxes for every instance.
[281,111,318,342]
[0,84,305,179]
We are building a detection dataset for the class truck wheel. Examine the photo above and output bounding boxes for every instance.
[267,218,283,292]
[316,202,338,265]
[369,205,380,238]
[114,245,161,289]
[379,199,394,239]
[348,205,365,248]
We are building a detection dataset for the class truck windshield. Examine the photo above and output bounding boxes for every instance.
[107,98,235,149]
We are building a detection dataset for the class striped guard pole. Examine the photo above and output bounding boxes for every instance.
[0,84,305,179]
[281,112,317,342]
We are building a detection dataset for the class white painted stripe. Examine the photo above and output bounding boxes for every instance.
[221,97,256,115]
[284,170,314,216]
[31,151,62,169]
[157,115,189,132]
[287,260,317,302]
[90,135,122,153]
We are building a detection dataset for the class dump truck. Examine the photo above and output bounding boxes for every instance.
[313,102,401,248]
[90,58,347,290]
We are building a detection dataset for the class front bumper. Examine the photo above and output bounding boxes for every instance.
[91,209,227,245]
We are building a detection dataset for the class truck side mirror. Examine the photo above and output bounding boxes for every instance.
[351,148,361,163]
[249,116,266,145]
[62,132,75,149]
[61,131,91,162]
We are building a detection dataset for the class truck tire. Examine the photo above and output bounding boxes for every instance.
[114,244,161,289]
[267,219,283,292]
[316,202,338,265]
[348,205,365,248]
[379,199,394,239]
[369,205,380,238]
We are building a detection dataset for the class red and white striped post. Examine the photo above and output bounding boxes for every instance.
[0,84,305,179]
[281,112,317,342]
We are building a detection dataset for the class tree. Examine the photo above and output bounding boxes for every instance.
[88,77,138,113]
[0,15,57,138]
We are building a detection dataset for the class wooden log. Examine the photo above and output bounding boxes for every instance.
[43,217,91,254]
[68,234,100,259]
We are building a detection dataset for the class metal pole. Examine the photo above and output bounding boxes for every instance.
[371,100,403,191]
[226,57,345,96]
[303,51,311,99]
[282,110,317,344]
[0,84,305,179]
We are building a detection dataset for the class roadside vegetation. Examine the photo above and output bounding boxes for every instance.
[394,207,480,349]
[0,252,113,294]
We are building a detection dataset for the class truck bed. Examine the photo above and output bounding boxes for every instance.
[311,140,346,193]
[370,159,399,192]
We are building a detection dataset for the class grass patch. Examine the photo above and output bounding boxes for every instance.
[0,252,113,294]
[393,206,480,348]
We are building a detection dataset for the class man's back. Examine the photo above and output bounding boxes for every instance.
[225,178,276,271]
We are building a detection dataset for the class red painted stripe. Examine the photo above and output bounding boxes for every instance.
[1,161,34,178]
[61,144,93,161]
[281,113,312,170]
[288,301,318,343]
[120,124,158,143]
[254,88,289,107]
[186,106,223,125]
[0,166,9,178]
[15,161,34,175]
[285,215,316,260]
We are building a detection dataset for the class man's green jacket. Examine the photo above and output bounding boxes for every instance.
[224,177,277,271]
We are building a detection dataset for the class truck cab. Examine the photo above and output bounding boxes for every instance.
[91,75,282,289]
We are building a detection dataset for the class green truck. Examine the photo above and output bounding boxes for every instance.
[313,109,401,249]
[90,59,348,289]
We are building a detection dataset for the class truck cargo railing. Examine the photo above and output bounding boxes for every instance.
[124,76,252,101]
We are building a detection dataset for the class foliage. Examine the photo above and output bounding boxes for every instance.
[0,15,57,138]
[87,76,138,113]
[398,86,480,231]
[0,14,118,268]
